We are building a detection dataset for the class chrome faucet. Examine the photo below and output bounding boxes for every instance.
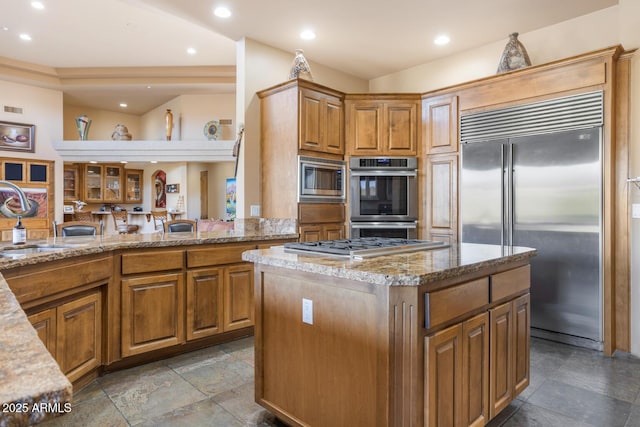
[0,180,34,216]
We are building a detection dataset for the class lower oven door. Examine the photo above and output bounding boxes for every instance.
[350,221,417,239]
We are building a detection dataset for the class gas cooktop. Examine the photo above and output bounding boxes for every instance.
[283,237,448,259]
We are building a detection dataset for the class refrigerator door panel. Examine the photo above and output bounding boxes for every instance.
[511,127,601,342]
[460,140,506,245]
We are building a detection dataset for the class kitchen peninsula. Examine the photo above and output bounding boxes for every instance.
[243,242,536,427]
[0,220,297,426]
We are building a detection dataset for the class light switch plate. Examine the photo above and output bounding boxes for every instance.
[250,205,261,217]
[633,204,640,219]
[302,298,313,325]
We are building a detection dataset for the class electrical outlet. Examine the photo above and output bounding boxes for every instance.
[633,204,640,219]
[302,298,313,325]
[250,205,261,217]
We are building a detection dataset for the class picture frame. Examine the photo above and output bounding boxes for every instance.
[63,205,74,214]
[166,183,180,193]
[0,121,35,152]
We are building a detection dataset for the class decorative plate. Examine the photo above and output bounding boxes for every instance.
[204,120,222,140]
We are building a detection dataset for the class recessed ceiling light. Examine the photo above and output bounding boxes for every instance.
[1,26,9,31]
[186,47,197,55]
[19,33,32,41]
[31,1,45,10]
[120,161,128,164]
[89,160,98,164]
[150,160,158,164]
[119,103,128,108]
[300,30,316,40]
[213,6,231,18]
[434,34,450,46]
[146,85,151,89]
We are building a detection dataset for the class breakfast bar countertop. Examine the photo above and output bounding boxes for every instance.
[0,220,297,425]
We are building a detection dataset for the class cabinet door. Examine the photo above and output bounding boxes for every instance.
[223,264,254,332]
[57,291,102,382]
[28,308,57,358]
[423,94,459,154]
[425,153,458,242]
[84,164,103,202]
[323,223,344,240]
[299,88,323,152]
[121,273,184,356]
[324,97,344,155]
[300,225,322,242]
[186,268,224,340]
[125,169,143,203]
[103,165,123,202]
[425,323,463,427]
[63,165,79,202]
[347,101,383,154]
[513,294,530,397]
[489,301,513,419]
[462,312,489,427]
[384,101,418,155]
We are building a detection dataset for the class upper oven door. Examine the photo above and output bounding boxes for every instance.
[298,156,346,203]
[349,170,417,221]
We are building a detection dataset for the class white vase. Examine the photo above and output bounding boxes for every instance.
[289,49,314,81]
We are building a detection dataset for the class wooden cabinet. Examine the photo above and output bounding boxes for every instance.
[186,268,224,340]
[423,94,459,154]
[223,264,254,331]
[299,87,344,155]
[425,312,489,427]
[83,164,123,203]
[63,164,80,202]
[424,153,458,243]
[299,223,345,241]
[28,291,102,383]
[489,294,530,419]
[124,169,143,203]
[121,273,185,357]
[346,96,420,156]
[298,203,344,242]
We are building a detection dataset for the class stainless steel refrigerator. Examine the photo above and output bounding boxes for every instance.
[460,127,602,349]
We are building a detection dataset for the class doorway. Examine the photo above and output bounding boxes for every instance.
[200,171,208,219]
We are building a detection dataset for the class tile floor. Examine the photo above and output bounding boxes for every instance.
[41,337,640,427]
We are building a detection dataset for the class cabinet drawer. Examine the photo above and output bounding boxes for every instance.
[425,277,489,329]
[491,265,530,302]
[121,250,184,275]
[299,203,344,224]
[187,244,256,268]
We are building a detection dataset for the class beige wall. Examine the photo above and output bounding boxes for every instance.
[63,104,142,141]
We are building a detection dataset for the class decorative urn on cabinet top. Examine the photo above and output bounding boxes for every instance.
[497,32,532,74]
[289,49,314,81]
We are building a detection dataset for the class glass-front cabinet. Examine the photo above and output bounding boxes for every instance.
[63,164,79,202]
[125,169,143,203]
[83,164,123,203]
[85,164,103,202]
[104,166,122,202]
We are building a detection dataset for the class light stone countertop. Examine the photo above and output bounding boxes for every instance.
[242,242,537,287]
[0,220,297,426]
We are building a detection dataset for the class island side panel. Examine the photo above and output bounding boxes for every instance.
[253,265,390,427]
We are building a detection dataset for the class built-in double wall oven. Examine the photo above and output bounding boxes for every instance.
[349,157,418,239]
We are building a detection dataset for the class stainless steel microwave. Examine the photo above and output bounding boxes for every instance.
[298,155,346,203]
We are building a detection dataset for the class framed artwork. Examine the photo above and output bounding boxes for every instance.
[225,177,236,220]
[153,170,166,208]
[166,183,180,193]
[0,121,35,152]
[0,187,48,218]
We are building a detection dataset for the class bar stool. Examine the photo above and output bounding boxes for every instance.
[150,210,168,231]
[111,209,139,234]
[163,219,196,233]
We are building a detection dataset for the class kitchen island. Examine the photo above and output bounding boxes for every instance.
[243,242,536,427]
[0,220,297,426]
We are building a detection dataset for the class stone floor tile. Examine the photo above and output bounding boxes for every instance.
[100,363,208,425]
[500,402,595,427]
[213,381,267,425]
[527,379,632,427]
[134,396,243,427]
[164,343,230,371]
[485,399,523,426]
[40,393,128,427]
[177,358,254,398]
[625,404,640,427]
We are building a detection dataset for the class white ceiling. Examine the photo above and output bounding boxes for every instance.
[0,0,618,114]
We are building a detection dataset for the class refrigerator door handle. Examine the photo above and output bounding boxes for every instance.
[507,143,514,247]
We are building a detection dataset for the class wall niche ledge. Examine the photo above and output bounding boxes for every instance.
[53,140,235,162]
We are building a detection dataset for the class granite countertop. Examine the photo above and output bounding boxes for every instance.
[0,219,297,425]
[242,242,537,286]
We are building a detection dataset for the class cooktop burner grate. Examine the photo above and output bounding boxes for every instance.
[283,237,448,259]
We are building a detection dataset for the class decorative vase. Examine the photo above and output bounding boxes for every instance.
[496,32,531,74]
[289,49,314,81]
[75,114,91,141]
[164,109,174,141]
